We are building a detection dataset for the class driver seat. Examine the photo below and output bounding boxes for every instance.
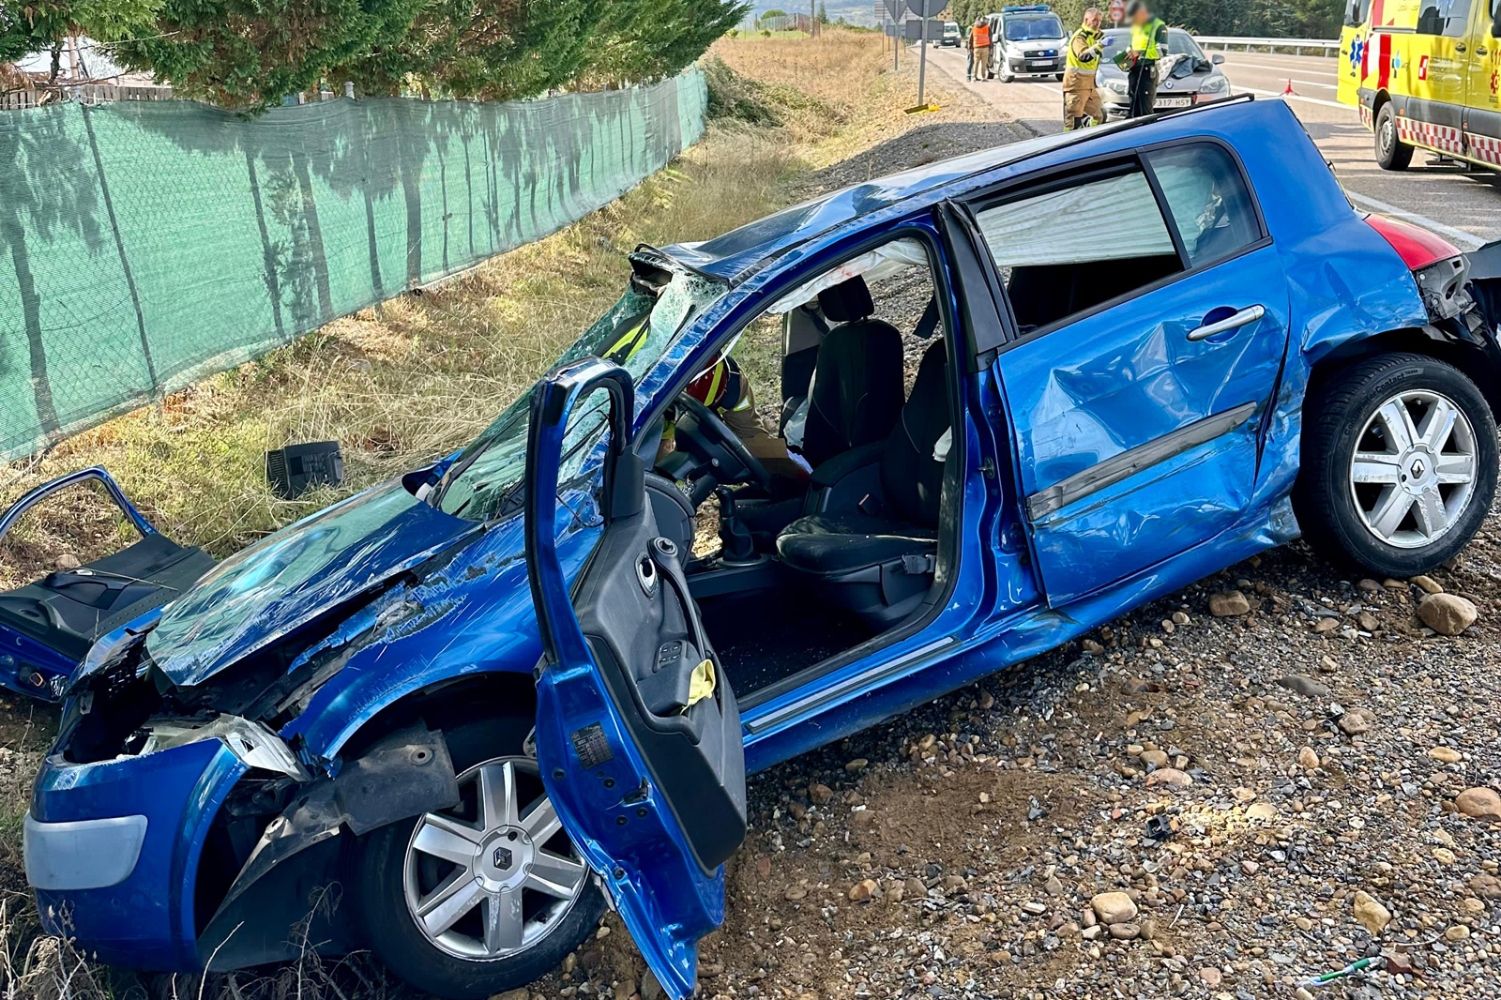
[796,277,905,469]
[776,340,951,627]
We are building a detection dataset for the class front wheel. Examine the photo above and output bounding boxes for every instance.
[1296,352,1497,577]
[356,720,605,1000]
[1375,102,1414,171]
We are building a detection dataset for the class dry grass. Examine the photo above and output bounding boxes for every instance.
[0,91,809,592]
[0,27,913,1000]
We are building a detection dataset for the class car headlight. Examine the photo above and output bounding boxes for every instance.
[1200,75,1228,94]
[1105,79,1128,95]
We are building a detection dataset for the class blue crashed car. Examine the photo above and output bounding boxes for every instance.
[18,96,1501,1000]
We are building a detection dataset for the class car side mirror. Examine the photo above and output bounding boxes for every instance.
[1212,52,1225,64]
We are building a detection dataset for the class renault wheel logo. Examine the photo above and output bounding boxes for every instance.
[1411,459,1425,477]
[492,846,513,869]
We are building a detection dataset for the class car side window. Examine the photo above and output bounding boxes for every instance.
[1417,0,1471,35]
[973,165,1184,333]
[1146,144,1261,268]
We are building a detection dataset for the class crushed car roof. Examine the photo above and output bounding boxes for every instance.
[661,96,1258,281]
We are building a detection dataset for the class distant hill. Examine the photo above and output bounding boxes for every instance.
[741,2,896,28]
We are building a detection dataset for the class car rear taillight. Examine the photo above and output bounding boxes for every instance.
[1364,213,1462,271]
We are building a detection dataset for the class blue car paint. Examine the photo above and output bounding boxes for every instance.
[145,476,482,687]
[31,739,245,969]
[0,468,159,698]
[524,360,728,998]
[26,98,1460,991]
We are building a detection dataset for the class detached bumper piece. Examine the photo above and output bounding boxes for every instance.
[0,467,215,700]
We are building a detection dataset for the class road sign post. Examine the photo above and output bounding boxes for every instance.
[906,0,943,111]
[884,0,903,70]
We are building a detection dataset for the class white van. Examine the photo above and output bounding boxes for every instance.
[987,5,1068,82]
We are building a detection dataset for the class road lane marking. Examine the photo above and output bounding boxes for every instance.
[1230,59,1338,81]
[1345,191,1486,249]
[1238,86,1349,111]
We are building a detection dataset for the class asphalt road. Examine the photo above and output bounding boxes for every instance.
[918,42,1501,249]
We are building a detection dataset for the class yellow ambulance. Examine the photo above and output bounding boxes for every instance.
[1337,0,1501,170]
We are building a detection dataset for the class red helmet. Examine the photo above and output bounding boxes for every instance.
[686,354,746,411]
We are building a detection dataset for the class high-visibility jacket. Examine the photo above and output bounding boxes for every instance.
[1066,26,1103,72]
[1130,17,1165,60]
[969,23,991,48]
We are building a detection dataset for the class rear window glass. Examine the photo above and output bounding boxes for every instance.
[1147,145,1262,267]
[975,166,1182,332]
[973,144,1263,334]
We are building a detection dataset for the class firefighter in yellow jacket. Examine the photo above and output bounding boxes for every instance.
[1062,7,1105,130]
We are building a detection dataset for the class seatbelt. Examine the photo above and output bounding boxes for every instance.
[912,298,941,340]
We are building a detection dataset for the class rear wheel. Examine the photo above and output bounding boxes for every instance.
[1296,353,1496,577]
[1376,102,1414,171]
[357,719,605,1000]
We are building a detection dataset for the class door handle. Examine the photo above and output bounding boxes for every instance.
[1479,47,1490,56]
[1457,42,1468,52]
[1187,304,1265,341]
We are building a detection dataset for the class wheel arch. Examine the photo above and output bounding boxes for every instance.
[190,673,540,969]
[335,670,538,759]
[1305,326,1501,421]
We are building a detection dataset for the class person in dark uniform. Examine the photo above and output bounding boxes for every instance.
[1122,0,1167,118]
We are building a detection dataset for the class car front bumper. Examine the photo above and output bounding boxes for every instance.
[1004,56,1064,77]
[1100,89,1222,113]
[25,738,246,970]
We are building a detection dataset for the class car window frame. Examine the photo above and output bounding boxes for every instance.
[640,219,966,436]
[960,135,1271,351]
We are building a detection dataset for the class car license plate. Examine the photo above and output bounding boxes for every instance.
[1030,60,1052,67]
[1156,96,1192,108]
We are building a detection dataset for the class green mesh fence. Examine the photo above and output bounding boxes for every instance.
[0,69,707,460]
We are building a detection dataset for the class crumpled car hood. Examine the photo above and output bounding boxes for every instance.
[145,479,481,687]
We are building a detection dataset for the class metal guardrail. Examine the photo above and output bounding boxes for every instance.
[1196,36,1340,55]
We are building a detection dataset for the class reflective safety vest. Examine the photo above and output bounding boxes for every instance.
[1066,26,1103,72]
[1130,17,1164,60]
[970,23,991,47]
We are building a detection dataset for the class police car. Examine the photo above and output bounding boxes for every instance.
[987,4,1068,82]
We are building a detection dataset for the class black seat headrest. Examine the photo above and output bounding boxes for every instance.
[818,276,875,324]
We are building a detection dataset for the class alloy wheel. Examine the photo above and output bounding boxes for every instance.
[1348,389,1478,549]
[402,756,590,961]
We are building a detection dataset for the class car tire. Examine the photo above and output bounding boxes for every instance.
[1375,102,1414,171]
[355,717,605,1000]
[1295,352,1497,578]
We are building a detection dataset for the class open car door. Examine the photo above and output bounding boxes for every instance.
[0,468,214,700]
[523,358,747,999]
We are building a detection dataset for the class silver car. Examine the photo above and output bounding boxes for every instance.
[1096,29,1231,118]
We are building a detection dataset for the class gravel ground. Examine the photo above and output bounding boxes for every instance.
[522,70,1501,1000]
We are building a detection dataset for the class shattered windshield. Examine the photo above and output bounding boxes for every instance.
[432,260,724,520]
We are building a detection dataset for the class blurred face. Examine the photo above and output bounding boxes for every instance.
[1131,6,1149,24]
[1084,10,1102,28]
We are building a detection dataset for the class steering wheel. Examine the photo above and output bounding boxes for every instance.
[674,394,774,493]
